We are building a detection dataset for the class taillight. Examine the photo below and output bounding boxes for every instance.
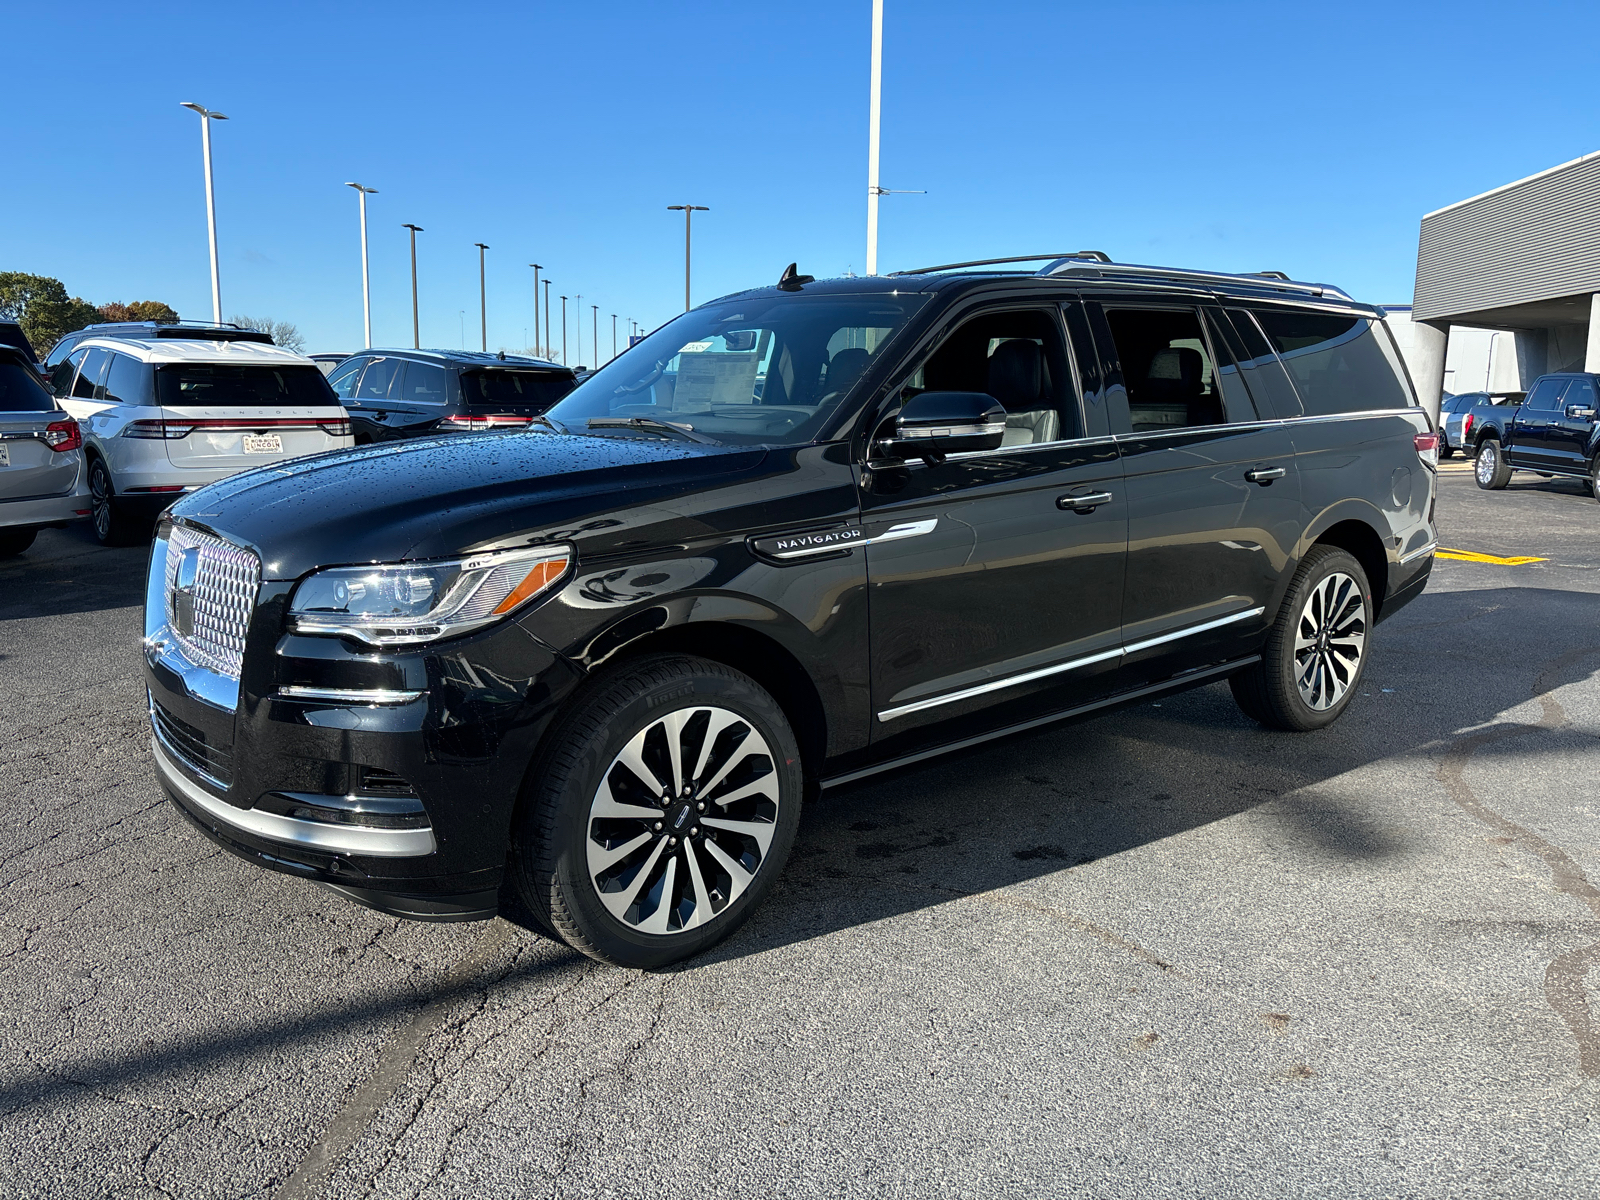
[122,420,194,439]
[437,414,534,432]
[43,419,81,453]
[1414,430,1439,466]
[1463,413,1473,438]
[317,419,352,437]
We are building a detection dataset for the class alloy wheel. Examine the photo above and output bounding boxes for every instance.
[1293,571,1366,711]
[585,705,780,936]
[89,462,112,541]
[1476,443,1497,486]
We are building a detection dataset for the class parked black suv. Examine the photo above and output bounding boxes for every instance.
[143,255,1436,968]
[324,349,577,442]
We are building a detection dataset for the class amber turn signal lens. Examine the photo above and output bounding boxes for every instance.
[492,555,570,615]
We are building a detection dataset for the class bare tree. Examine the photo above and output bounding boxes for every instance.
[229,314,306,354]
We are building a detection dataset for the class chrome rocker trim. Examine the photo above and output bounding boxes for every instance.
[876,606,1266,722]
[152,736,438,858]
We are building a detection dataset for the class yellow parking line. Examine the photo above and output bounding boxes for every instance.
[1435,547,1546,565]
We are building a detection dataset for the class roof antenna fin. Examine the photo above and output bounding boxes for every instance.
[777,262,814,291]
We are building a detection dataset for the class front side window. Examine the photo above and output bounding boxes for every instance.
[1562,377,1598,412]
[1250,310,1413,417]
[902,308,1078,445]
[546,293,929,446]
[1103,308,1226,432]
[154,364,339,407]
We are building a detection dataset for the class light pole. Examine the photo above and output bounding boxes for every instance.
[402,224,423,349]
[611,314,617,361]
[474,243,489,352]
[666,205,709,311]
[574,294,583,365]
[529,264,543,357]
[592,306,598,368]
[543,280,552,359]
[180,102,228,323]
[865,0,883,276]
[345,183,378,348]
[559,296,568,365]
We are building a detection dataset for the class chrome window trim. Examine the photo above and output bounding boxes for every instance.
[1398,541,1437,565]
[152,737,437,858]
[276,685,426,705]
[876,606,1265,722]
[945,434,1118,462]
[944,407,1425,455]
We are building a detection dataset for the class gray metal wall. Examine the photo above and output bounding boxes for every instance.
[1415,151,1600,322]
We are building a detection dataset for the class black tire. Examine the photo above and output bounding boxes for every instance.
[0,528,37,557]
[1230,545,1372,732]
[1474,439,1511,490]
[1590,458,1600,503]
[511,654,803,969]
[1439,434,1454,459]
[88,457,143,546]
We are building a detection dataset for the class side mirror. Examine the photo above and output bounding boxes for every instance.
[1567,404,1597,421]
[874,391,1006,464]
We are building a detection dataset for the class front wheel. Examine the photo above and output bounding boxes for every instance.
[1590,457,1600,503]
[1475,440,1511,490]
[512,655,803,969]
[1230,545,1372,732]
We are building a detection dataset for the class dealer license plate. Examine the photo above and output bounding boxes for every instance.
[242,435,283,454]
[0,443,9,468]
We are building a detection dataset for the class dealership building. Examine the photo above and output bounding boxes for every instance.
[1406,150,1600,416]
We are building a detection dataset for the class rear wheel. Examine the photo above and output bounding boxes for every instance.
[88,458,142,546]
[1590,457,1600,503]
[512,654,803,968]
[1474,439,1511,490]
[0,528,37,557]
[1439,433,1454,459]
[1230,545,1371,732]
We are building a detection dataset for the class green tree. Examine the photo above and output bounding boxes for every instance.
[0,272,103,356]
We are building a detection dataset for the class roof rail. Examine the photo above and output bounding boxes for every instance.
[889,253,1087,276]
[1036,257,1352,302]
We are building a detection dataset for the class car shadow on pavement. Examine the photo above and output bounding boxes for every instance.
[0,525,150,622]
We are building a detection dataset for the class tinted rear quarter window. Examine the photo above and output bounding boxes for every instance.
[155,364,338,407]
[461,369,573,409]
[397,362,450,404]
[103,354,149,406]
[0,359,56,412]
[1251,310,1412,417]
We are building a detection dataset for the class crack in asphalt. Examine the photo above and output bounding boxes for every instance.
[1435,645,1600,1079]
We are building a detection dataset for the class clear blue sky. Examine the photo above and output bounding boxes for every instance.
[4,0,1597,358]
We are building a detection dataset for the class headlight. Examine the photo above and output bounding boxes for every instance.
[289,544,572,646]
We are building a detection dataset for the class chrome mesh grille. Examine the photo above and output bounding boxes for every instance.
[164,525,260,680]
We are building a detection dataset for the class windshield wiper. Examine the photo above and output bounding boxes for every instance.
[585,416,716,444]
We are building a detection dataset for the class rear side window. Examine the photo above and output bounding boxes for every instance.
[1250,310,1412,417]
[460,369,574,409]
[155,364,338,407]
[0,359,56,412]
[1524,378,1564,410]
[73,348,111,399]
[103,354,148,406]
[1101,307,1229,431]
[355,358,402,400]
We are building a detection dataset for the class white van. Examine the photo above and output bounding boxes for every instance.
[50,337,353,544]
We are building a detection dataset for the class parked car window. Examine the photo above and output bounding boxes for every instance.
[1249,310,1412,417]
[0,358,56,412]
[327,358,364,400]
[1524,377,1564,410]
[102,353,147,406]
[398,361,450,405]
[548,294,928,446]
[1202,311,1261,422]
[1562,377,1598,412]
[154,364,339,407]
[1102,307,1227,432]
[355,357,402,400]
[72,349,111,400]
[51,349,87,399]
[459,367,568,408]
[902,308,1078,445]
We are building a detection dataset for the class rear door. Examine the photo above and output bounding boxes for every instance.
[157,361,346,470]
[0,356,77,503]
[1090,296,1300,684]
[57,347,111,421]
[347,356,405,441]
[1504,377,1566,467]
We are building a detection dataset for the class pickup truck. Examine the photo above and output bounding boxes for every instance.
[1467,372,1600,498]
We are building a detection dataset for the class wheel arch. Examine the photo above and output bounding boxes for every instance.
[1306,515,1391,619]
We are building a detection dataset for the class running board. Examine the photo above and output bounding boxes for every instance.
[820,657,1260,791]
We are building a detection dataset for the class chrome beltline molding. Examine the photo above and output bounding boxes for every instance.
[876,606,1266,722]
[277,685,426,704]
[152,737,438,858]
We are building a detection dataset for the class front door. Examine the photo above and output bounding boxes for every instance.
[1550,377,1599,474]
[1090,297,1302,685]
[863,301,1127,759]
[1509,376,1567,467]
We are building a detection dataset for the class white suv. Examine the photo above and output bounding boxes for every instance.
[50,336,353,543]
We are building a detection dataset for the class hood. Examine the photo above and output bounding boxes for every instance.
[169,430,765,580]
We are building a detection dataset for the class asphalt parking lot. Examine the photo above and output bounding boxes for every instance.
[2,463,1598,1199]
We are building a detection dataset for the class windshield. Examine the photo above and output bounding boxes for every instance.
[461,368,575,410]
[155,364,338,407]
[545,292,929,446]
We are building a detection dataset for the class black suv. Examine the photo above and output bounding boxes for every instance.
[324,350,577,442]
[142,255,1436,968]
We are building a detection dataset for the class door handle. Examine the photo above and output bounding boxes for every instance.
[1058,490,1113,513]
[1245,467,1286,484]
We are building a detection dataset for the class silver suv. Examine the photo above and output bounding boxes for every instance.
[0,346,88,556]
